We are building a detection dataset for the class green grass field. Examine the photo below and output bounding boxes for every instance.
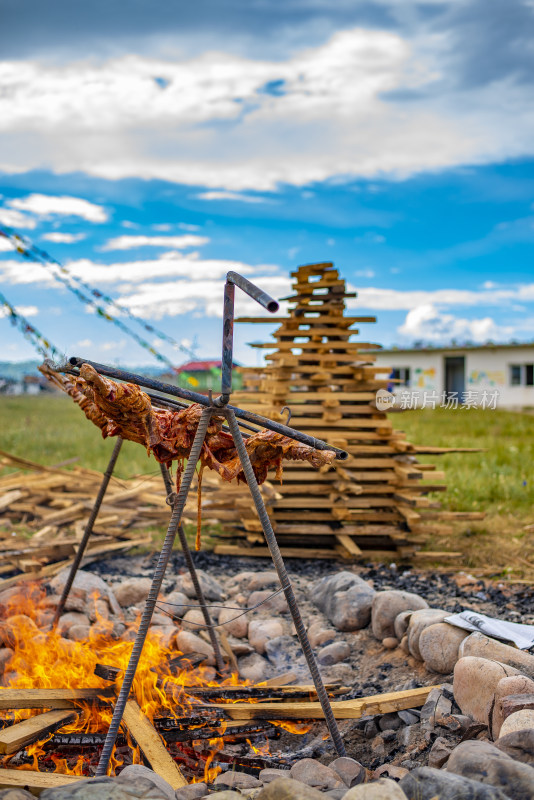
[1,396,533,575]
[0,394,160,479]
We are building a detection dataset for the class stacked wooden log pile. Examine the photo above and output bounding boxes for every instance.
[0,448,209,586]
[208,262,482,560]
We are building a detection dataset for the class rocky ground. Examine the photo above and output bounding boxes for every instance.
[1,552,534,799]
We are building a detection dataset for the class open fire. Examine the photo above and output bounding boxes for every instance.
[0,582,310,784]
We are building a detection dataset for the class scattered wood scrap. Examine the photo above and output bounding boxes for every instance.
[0,687,116,709]
[122,699,188,789]
[0,768,83,793]
[211,684,440,720]
[0,448,211,585]
[0,709,78,754]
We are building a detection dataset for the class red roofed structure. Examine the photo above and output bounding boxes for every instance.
[161,359,243,393]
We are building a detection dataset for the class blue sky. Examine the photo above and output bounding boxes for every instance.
[0,0,533,367]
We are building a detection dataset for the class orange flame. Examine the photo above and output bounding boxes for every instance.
[0,582,247,780]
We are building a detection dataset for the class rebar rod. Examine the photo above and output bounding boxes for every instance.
[225,410,346,757]
[51,436,124,628]
[218,272,279,405]
[66,356,348,460]
[95,409,213,776]
[144,391,257,436]
[159,462,225,675]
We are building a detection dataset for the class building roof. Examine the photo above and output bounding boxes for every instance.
[175,360,222,372]
[372,342,534,356]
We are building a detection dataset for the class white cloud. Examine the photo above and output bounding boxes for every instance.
[0,258,54,285]
[75,338,93,348]
[100,339,127,352]
[0,304,39,319]
[196,191,275,203]
[117,274,291,320]
[0,251,281,293]
[100,234,209,251]
[67,252,267,284]
[0,237,14,252]
[346,283,534,310]
[8,194,108,223]
[1,27,532,189]
[354,269,376,278]
[397,303,513,343]
[0,207,37,230]
[41,232,86,244]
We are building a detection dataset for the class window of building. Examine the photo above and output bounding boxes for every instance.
[391,367,411,386]
[510,364,534,386]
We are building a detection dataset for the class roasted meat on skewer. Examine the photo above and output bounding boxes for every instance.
[38,362,109,433]
[41,362,337,488]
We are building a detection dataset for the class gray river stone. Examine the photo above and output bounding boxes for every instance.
[400,766,510,800]
[311,571,375,632]
[447,739,534,799]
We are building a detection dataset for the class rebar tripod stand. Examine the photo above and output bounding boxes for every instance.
[58,272,347,773]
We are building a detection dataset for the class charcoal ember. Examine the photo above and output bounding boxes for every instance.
[94,663,122,682]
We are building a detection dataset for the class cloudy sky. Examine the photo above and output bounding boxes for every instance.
[0,0,533,366]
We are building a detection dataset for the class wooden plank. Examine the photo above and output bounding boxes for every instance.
[211,685,440,719]
[0,559,73,593]
[335,534,362,557]
[0,490,25,512]
[122,699,187,789]
[257,671,297,688]
[213,544,338,559]
[40,503,86,525]
[413,446,483,454]
[420,511,485,520]
[0,709,78,754]
[237,392,377,401]
[235,316,375,324]
[0,688,116,709]
[413,551,462,560]
[0,768,83,793]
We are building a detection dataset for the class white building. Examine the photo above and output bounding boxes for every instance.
[373,343,534,410]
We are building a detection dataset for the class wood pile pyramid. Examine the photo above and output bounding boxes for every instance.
[207,262,481,561]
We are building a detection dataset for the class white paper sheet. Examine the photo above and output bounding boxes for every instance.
[445,611,534,650]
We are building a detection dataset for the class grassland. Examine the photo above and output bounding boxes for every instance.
[0,396,533,576]
[398,407,534,578]
[0,395,158,479]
